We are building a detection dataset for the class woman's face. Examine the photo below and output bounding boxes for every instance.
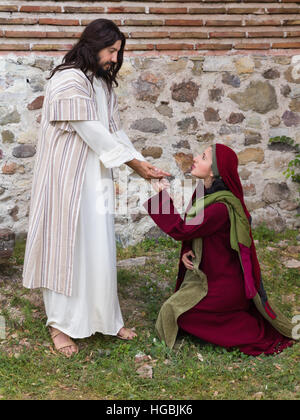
[191,146,214,179]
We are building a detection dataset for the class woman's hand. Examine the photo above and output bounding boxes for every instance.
[126,159,171,180]
[182,250,195,270]
[152,178,170,193]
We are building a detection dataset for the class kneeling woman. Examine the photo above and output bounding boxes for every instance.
[143,143,298,356]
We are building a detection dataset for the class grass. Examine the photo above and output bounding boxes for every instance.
[0,227,299,400]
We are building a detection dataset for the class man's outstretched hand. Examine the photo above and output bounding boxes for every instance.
[126,159,171,180]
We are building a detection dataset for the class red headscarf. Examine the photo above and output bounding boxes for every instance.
[213,143,261,291]
[212,143,276,319]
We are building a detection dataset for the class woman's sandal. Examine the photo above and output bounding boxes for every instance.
[49,327,79,357]
[117,327,137,341]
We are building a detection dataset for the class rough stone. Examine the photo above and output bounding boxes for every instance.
[27,95,44,110]
[12,144,36,158]
[289,99,300,113]
[284,66,300,84]
[27,75,45,92]
[0,228,15,262]
[204,108,220,122]
[196,132,215,142]
[289,86,300,99]
[2,162,18,175]
[209,88,224,102]
[244,131,262,146]
[227,112,245,124]
[281,85,291,97]
[203,57,235,72]
[235,57,255,74]
[239,168,251,180]
[0,107,21,125]
[237,148,264,165]
[219,125,242,135]
[279,200,299,211]
[268,115,281,127]
[155,104,173,118]
[222,72,240,88]
[262,182,290,204]
[263,68,280,80]
[133,72,165,103]
[173,152,193,174]
[1,130,15,143]
[171,80,199,106]
[172,140,191,150]
[243,183,256,196]
[130,118,166,134]
[141,147,163,159]
[246,115,262,129]
[177,116,198,132]
[282,110,300,127]
[229,81,278,114]
[33,58,54,72]
[192,60,203,76]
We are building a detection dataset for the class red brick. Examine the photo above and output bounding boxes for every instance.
[149,8,187,14]
[32,44,74,51]
[125,44,155,51]
[82,19,121,26]
[245,19,282,26]
[234,42,270,50]
[46,32,81,39]
[286,31,300,37]
[20,6,62,13]
[283,19,300,25]
[124,20,164,26]
[196,43,232,50]
[165,19,204,26]
[0,44,30,50]
[0,18,38,25]
[107,7,145,13]
[206,20,243,26]
[209,31,245,38]
[267,7,300,14]
[39,18,80,26]
[0,6,18,12]
[5,31,46,38]
[156,43,194,50]
[189,8,226,14]
[63,6,105,13]
[248,31,285,38]
[170,32,208,39]
[131,32,169,39]
[272,42,300,49]
[227,7,264,14]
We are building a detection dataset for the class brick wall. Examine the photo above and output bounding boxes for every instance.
[1,1,300,54]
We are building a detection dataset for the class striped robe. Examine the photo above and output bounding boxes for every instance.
[22,68,122,296]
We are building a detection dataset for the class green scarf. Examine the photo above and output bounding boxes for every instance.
[155,190,296,349]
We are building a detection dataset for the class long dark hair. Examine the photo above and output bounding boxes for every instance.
[46,19,126,92]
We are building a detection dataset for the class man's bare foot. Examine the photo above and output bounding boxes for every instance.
[49,326,79,357]
[117,327,137,340]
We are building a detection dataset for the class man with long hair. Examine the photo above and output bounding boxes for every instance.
[22,19,170,357]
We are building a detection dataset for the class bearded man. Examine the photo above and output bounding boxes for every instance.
[22,19,170,357]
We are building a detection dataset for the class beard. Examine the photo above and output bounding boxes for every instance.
[95,61,113,78]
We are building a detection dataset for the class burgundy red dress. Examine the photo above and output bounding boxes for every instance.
[143,189,294,356]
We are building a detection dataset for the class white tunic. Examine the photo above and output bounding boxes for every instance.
[42,76,146,338]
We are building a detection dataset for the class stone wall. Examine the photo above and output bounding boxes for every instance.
[1,52,300,246]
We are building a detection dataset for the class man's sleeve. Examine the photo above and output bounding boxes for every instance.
[69,119,135,169]
[48,68,98,122]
